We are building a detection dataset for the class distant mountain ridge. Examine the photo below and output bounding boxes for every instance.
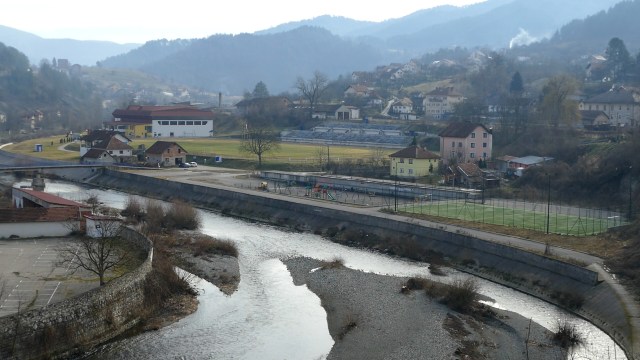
[0,25,139,66]
[0,0,629,95]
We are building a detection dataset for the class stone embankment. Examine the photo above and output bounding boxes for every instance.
[0,228,153,360]
[85,168,638,359]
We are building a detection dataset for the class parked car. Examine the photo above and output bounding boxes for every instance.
[188,161,198,167]
[179,162,191,168]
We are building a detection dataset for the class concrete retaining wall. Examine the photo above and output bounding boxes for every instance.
[0,227,153,359]
[88,168,636,359]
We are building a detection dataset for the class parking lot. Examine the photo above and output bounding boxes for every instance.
[0,238,98,317]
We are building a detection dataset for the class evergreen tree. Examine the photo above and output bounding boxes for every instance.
[252,81,270,98]
[605,37,631,82]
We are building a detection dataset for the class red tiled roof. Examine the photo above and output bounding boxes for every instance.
[0,207,80,223]
[389,145,440,159]
[16,188,87,207]
[112,105,214,120]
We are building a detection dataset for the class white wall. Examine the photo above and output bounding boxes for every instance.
[0,222,76,238]
[152,120,213,137]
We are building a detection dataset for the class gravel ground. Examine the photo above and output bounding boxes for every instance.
[284,257,564,360]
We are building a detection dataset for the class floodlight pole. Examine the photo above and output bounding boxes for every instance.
[546,173,551,234]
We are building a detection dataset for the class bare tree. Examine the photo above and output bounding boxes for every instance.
[294,71,329,119]
[240,126,280,168]
[58,218,128,286]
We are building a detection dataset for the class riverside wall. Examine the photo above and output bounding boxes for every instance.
[89,169,637,359]
[0,227,153,360]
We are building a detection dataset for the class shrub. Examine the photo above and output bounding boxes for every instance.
[321,257,345,269]
[122,196,144,223]
[192,237,238,257]
[441,278,480,312]
[165,200,201,230]
[552,319,584,349]
[144,200,166,234]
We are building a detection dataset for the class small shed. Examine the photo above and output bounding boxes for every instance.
[84,214,123,238]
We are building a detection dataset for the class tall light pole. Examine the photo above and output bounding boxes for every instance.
[629,165,633,220]
[546,173,551,234]
[394,164,398,212]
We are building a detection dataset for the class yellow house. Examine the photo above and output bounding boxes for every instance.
[389,145,440,178]
[104,122,153,138]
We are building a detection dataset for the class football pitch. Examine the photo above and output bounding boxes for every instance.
[399,200,626,236]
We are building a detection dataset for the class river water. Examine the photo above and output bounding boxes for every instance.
[35,180,626,360]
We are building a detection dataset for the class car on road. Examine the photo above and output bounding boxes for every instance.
[188,161,198,167]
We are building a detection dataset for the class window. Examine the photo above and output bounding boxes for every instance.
[471,133,476,138]
[408,159,413,164]
[408,169,414,175]
[458,142,462,147]
[470,153,475,158]
[195,121,202,125]
[400,168,404,174]
[170,121,177,125]
[399,159,405,163]
[483,152,487,158]
[187,121,194,125]
[483,132,488,138]
[119,150,123,154]
[451,141,455,147]
[202,121,208,125]
[178,121,186,125]
[470,143,475,148]
[483,142,487,148]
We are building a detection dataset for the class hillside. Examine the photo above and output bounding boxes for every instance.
[0,25,139,66]
[102,27,390,94]
[511,0,640,61]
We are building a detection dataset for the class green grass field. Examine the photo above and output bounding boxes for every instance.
[400,200,625,236]
[3,136,394,167]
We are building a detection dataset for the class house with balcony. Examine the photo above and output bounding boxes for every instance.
[80,130,134,163]
[439,122,492,165]
[145,141,188,167]
[389,145,440,178]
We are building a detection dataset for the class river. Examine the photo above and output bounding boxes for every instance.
[36,180,626,359]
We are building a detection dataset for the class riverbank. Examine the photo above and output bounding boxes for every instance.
[284,256,566,359]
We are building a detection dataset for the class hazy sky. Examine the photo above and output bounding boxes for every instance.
[1,0,484,44]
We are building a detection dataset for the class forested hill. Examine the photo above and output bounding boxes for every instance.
[513,0,640,60]
[101,27,390,94]
[0,43,102,132]
[549,0,640,52]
